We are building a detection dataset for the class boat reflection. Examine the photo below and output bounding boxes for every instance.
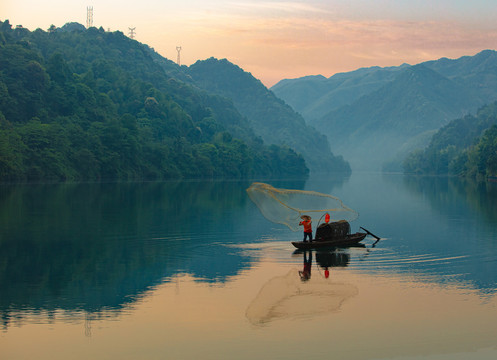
[296,250,351,281]
[245,249,359,325]
[315,249,351,279]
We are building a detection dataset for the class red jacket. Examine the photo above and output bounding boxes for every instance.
[299,220,312,232]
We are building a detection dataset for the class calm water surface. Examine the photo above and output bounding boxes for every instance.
[1,173,497,359]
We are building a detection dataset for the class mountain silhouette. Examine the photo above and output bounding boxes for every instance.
[272,50,497,170]
[184,57,351,174]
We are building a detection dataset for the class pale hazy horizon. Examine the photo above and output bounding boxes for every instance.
[2,0,497,87]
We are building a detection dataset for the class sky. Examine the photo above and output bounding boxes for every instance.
[2,0,497,87]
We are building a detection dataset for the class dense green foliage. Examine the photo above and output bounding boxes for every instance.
[185,58,351,174]
[0,20,308,181]
[403,101,497,179]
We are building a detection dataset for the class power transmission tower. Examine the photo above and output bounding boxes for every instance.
[176,46,182,66]
[128,27,136,39]
[86,6,93,28]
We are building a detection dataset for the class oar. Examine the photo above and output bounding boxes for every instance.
[360,227,381,241]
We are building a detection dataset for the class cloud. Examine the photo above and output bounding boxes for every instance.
[228,1,333,15]
[201,14,497,51]
[182,12,497,86]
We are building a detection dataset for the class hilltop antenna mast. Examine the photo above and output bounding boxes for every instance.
[176,46,182,66]
[86,6,93,28]
[128,27,136,39]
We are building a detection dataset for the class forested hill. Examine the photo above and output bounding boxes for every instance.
[272,50,497,171]
[403,101,497,179]
[184,58,351,174]
[0,20,308,181]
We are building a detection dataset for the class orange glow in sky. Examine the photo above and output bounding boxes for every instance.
[2,0,497,87]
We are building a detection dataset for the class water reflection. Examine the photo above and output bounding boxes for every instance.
[299,251,312,281]
[1,174,497,336]
[402,175,497,225]
[246,248,359,325]
[293,249,354,281]
[346,174,497,295]
[316,249,351,269]
[0,181,271,330]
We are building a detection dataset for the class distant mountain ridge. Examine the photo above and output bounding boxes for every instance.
[272,50,497,170]
[181,57,351,174]
[272,65,407,122]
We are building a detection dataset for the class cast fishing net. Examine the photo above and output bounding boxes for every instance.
[246,182,358,232]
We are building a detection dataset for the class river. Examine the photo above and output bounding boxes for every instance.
[1,173,496,359]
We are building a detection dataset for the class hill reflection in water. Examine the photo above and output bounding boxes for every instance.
[1,174,497,333]
[0,180,288,329]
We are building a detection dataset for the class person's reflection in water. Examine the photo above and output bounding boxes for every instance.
[299,251,312,281]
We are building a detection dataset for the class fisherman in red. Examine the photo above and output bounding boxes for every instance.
[299,215,312,242]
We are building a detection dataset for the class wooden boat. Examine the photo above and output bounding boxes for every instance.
[292,232,366,249]
[291,220,378,249]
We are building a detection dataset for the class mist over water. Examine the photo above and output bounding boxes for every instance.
[1,174,496,359]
